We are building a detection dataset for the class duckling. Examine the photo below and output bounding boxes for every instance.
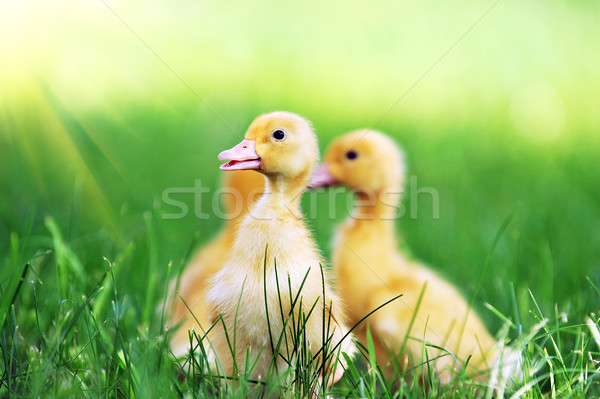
[310,130,499,381]
[208,111,355,386]
[167,170,265,357]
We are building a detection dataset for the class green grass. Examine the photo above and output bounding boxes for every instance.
[2,0,600,396]
[1,103,599,397]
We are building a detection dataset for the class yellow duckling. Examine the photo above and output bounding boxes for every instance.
[208,111,355,386]
[311,130,499,381]
[168,170,265,357]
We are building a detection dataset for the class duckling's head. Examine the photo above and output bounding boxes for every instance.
[311,130,405,192]
[219,111,319,186]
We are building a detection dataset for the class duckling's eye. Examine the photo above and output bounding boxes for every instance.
[345,150,358,160]
[271,129,285,141]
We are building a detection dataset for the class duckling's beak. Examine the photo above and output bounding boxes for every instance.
[308,163,338,188]
[218,139,261,171]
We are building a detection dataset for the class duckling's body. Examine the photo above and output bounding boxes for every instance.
[312,130,498,379]
[208,112,354,384]
[168,170,265,356]
[335,214,496,378]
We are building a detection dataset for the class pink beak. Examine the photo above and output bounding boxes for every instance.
[218,139,261,171]
[309,163,338,188]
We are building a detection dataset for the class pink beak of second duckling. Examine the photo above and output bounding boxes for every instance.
[218,139,261,171]
[309,163,338,188]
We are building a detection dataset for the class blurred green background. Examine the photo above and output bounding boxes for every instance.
[1,0,599,336]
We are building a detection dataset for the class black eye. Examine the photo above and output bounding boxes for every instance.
[272,129,285,140]
[345,150,358,160]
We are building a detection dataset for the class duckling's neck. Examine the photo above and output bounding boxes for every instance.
[350,187,402,230]
[251,174,307,220]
